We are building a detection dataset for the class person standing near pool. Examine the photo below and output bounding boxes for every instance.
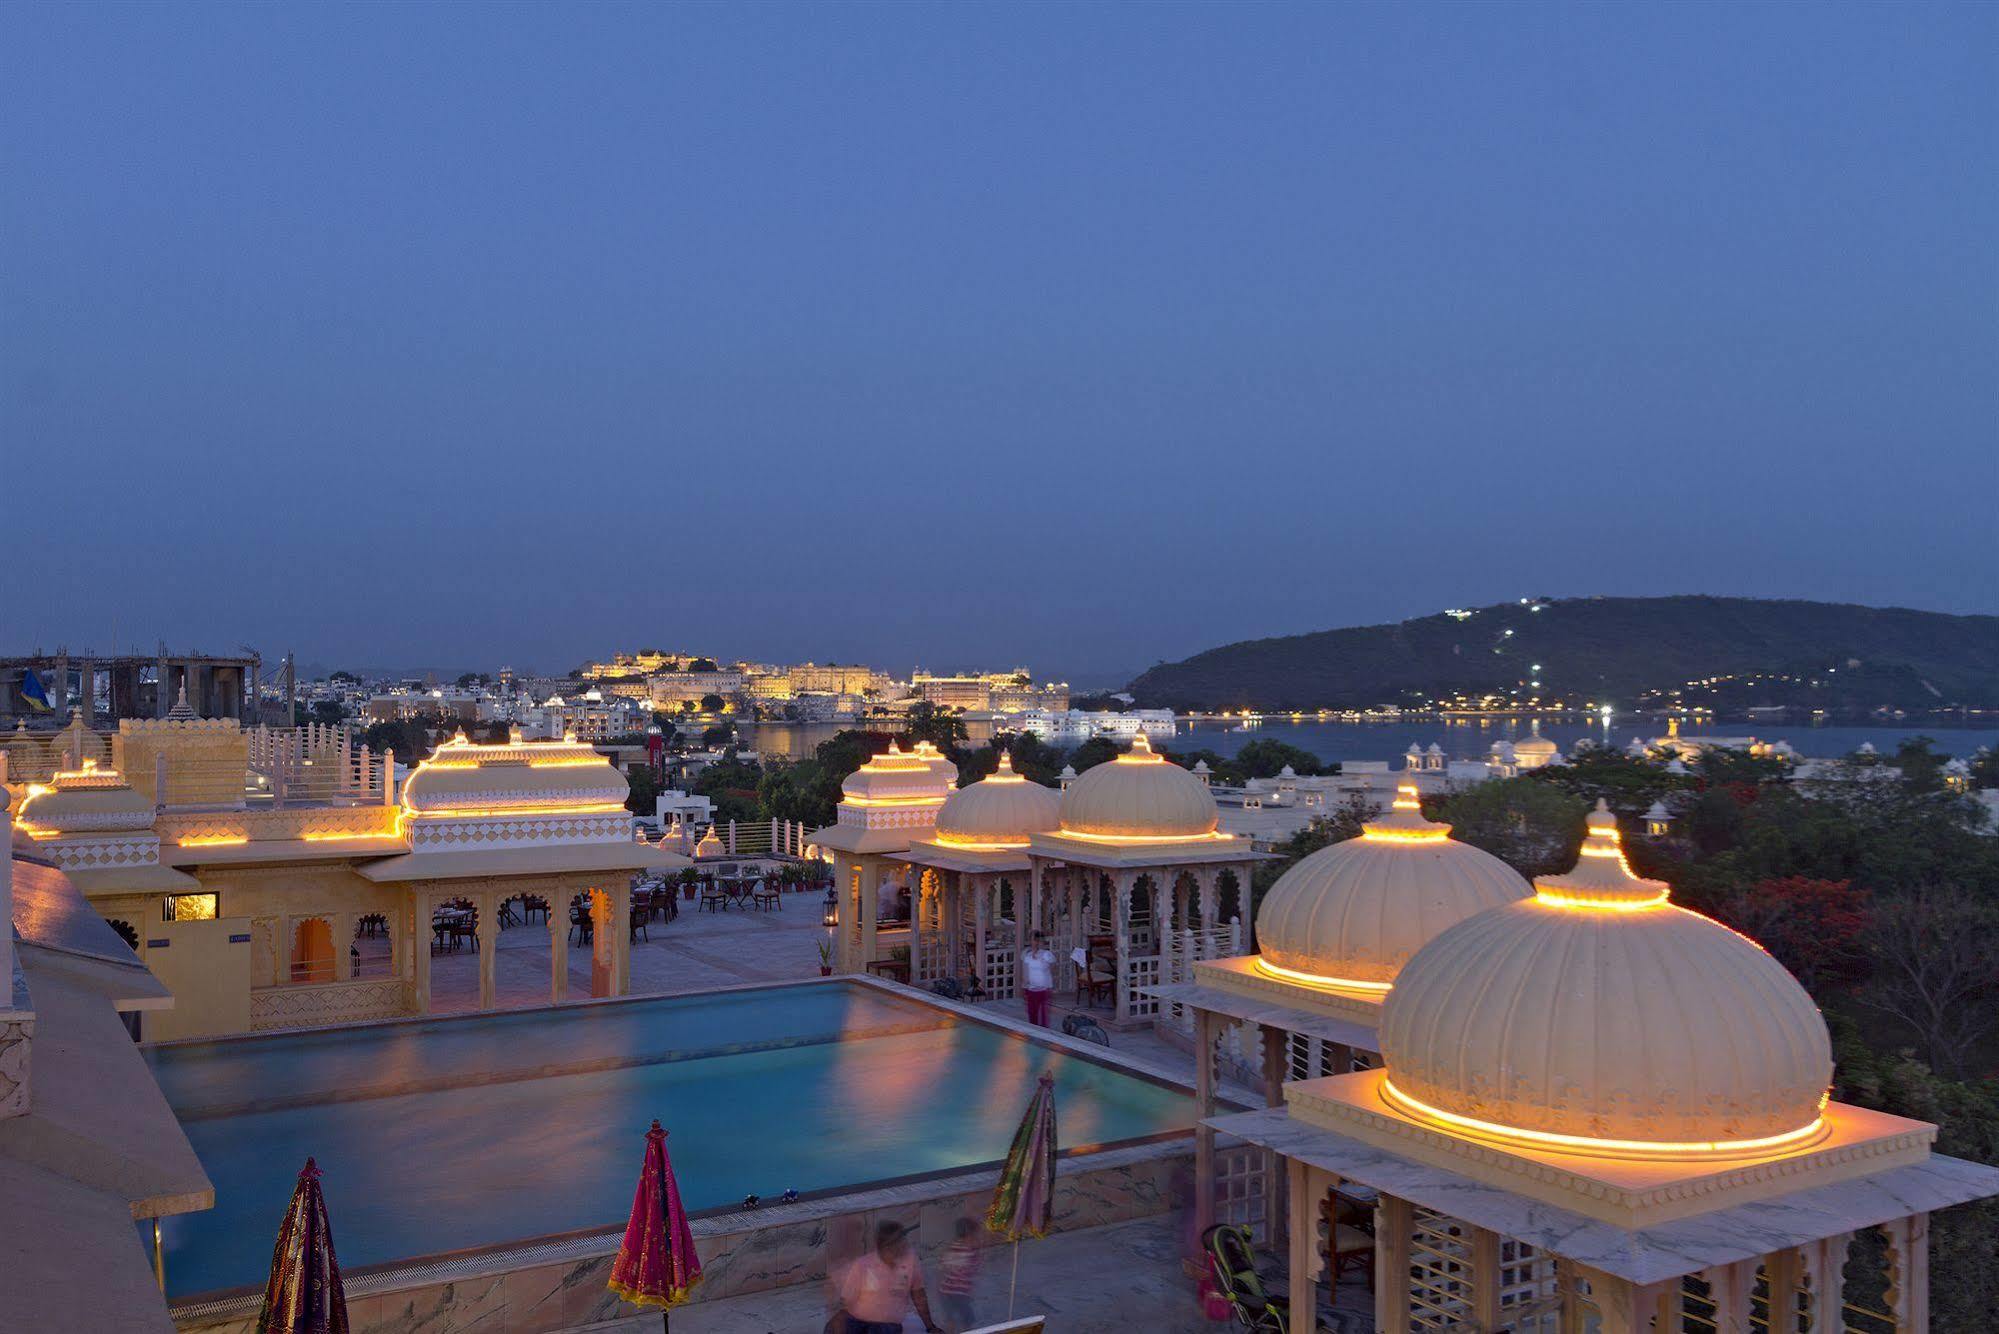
[833,1221,942,1334]
[1020,931,1056,1027]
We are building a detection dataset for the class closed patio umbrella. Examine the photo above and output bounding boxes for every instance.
[987,1072,1058,1317]
[255,1157,347,1334]
[608,1119,703,1330]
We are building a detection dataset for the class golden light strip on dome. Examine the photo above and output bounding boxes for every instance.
[1358,826,1451,845]
[933,835,1031,851]
[841,793,949,808]
[1254,957,1393,994]
[1054,829,1236,845]
[1380,1078,1829,1159]
[176,835,250,847]
[417,757,610,770]
[1534,884,1671,911]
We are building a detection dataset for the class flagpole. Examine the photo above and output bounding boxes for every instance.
[1008,1237,1020,1317]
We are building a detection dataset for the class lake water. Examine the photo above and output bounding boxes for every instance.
[743,718,1996,765]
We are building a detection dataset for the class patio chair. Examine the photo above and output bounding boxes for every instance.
[699,878,730,912]
[1321,1188,1375,1289]
[630,903,649,943]
[752,880,782,911]
[1203,1224,1291,1333]
[569,903,594,945]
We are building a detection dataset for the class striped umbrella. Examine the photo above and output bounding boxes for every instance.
[255,1158,348,1334]
[608,1120,703,1331]
[987,1072,1058,1316]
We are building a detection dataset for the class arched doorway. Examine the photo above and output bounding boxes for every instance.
[289,917,335,983]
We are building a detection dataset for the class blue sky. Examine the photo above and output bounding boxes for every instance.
[4,4,1993,680]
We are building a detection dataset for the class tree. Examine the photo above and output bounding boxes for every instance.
[1528,748,1684,818]
[1893,736,1947,794]
[1067,736,1121,774]
[700,723,733,748]
[1231,739,1326,780]
[1428,778,1588,878]
[328,670,360,685]
[360,719,431,762]
[902,702,968,754]
[961,732,1066,787]
[1972,747,1999,791]
[699,693,725,713]
[1690,745,1792,787]
[455,672,491,689]
[1862,885,1999,1078]
[688,658,719,673]
[623,764,663,816]
[1706,877,1870,997]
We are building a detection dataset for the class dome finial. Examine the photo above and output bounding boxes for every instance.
[1127,730,1154,758]
[994,749,1016,776]
[1532,800,1668,907]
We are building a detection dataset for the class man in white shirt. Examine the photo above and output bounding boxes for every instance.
[1020,931,1056,1027]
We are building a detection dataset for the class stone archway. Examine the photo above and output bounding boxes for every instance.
[289,917,335,984]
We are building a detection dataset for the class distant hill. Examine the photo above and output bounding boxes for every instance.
[1126,597,1999,712]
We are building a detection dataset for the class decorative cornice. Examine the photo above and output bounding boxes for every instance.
[1285,1071,1935,1228]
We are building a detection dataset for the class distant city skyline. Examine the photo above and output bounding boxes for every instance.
[4,5,1993,679]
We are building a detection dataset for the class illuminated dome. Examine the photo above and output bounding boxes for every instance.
[839,740,959,803]
[1378,801,1832,1154]
[14,759,155,834]
[1254,775,1528,989]
[1512,720,1559,765]
[1057,732,1218,839]
[934,752,1059,847]
[400,732,628,814]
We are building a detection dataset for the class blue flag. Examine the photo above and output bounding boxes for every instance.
[20,670,53,712]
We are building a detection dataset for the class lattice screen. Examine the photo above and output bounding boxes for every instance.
[1212,1142,1271,1244]
[1404,1206,1476,1330]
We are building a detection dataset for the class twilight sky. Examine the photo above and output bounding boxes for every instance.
[4,4,1994,682]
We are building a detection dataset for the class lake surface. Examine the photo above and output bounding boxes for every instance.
[743,718,1995,765]
[1160,718,1999,764]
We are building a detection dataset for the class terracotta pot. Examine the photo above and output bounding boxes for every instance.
[683,884,697,900]
[819,966,833,976]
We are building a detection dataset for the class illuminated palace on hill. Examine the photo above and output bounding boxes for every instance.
[5,708,683,1037]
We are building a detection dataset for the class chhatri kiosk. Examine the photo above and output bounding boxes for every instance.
[824,734,1262,1018]
[1199,801,1999,1331]
[1155,769,1529,1238]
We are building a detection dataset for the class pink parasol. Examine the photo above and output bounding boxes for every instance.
[255,1157,348,1334]
[608,1119,703,1330]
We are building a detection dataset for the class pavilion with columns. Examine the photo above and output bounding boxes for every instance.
[8,724,685,1037]
[1180,799,1999,1332]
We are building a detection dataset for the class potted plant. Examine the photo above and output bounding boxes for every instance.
[815,937,834,976]
[680,867,701,901]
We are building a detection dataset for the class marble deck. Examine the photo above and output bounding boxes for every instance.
[175,1141,1195,1333]
[574,1211,1377,1334]
[1211,1106,1999,1286]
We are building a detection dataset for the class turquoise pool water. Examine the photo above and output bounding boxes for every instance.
[148,982,1193,1299]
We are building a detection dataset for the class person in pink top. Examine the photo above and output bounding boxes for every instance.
[834,1221,941,1334]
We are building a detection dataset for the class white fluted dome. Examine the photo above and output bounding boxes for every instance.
[1255,777,1528,987]
[840,740,959,803]
[1513,720,1558,759]
[1378,801,1832,1151]
[400,733,628,814]
[1057,732,1218,839]
[935,752,1059,847]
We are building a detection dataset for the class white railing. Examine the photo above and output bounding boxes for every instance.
[1156,921,1244,1033]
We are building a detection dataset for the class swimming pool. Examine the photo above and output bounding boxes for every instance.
[148,981,1194,1299]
